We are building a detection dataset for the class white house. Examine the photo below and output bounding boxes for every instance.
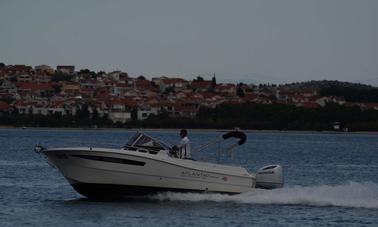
[108,112,131,123]
[137,105,158,120]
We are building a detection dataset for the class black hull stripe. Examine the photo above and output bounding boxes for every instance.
[71,154,145,166]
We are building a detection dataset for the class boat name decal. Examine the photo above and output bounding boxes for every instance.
[180,171,220,180]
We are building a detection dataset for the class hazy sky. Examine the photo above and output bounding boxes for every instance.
[1,0,377,85]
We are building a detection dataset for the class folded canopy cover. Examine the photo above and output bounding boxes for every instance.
[222,131,247,145]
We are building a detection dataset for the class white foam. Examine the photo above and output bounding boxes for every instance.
[152,182,378,209]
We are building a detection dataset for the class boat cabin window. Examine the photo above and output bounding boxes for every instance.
[124,132,171,154]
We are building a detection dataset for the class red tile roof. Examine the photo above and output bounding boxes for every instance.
[362,103,378,110]
[216,83,236,90]
[0,101,11,111]
[6,65,33,73]
[299,102,319,109]
[243,92,258,100]
[110,98,137,107]
[135,79,154,90]
[162,78,188,84]
[16,82,54,91]
[200,92,217,99]
[191,81,211,89]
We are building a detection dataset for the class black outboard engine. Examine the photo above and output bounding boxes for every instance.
[256,165,284,189]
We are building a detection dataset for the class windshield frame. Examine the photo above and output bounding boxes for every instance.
[125,132,171,152]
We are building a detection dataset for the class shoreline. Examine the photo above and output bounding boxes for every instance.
[1,125,378,135]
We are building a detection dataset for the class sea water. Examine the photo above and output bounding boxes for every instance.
[0,128,377,226]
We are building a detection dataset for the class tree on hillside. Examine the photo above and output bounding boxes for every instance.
[78,69,91,75]
[131,107,138,121]
[164,86,175,94]
[193,76,204,82]
[319,85,378,102]
[236,84,245,97]
[207,74,217,93]
[92,108,99,121]
[52,72,73,82]
[76,104,90,119]
[211,74,216,88]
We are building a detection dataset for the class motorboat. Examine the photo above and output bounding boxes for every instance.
[35,131,283,198]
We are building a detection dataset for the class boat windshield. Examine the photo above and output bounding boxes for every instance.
[125,132,171,152]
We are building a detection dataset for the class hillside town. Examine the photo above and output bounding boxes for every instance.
[0,63,378,124]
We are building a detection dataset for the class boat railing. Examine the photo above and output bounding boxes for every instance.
[193,130,247,162]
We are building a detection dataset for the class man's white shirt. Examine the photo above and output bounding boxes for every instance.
[178,136,191,159]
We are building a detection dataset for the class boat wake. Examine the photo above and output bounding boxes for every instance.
[152,181,378,209]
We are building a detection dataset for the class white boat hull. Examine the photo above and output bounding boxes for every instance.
[43,147,256,198]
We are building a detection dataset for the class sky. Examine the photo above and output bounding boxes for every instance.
[0,0,377,85]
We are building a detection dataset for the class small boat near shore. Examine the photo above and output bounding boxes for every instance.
[35,131,283,199]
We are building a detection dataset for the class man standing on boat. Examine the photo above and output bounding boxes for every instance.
[175,129,191,159]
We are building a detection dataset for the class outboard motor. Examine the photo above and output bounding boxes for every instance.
[256,165,284,189]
